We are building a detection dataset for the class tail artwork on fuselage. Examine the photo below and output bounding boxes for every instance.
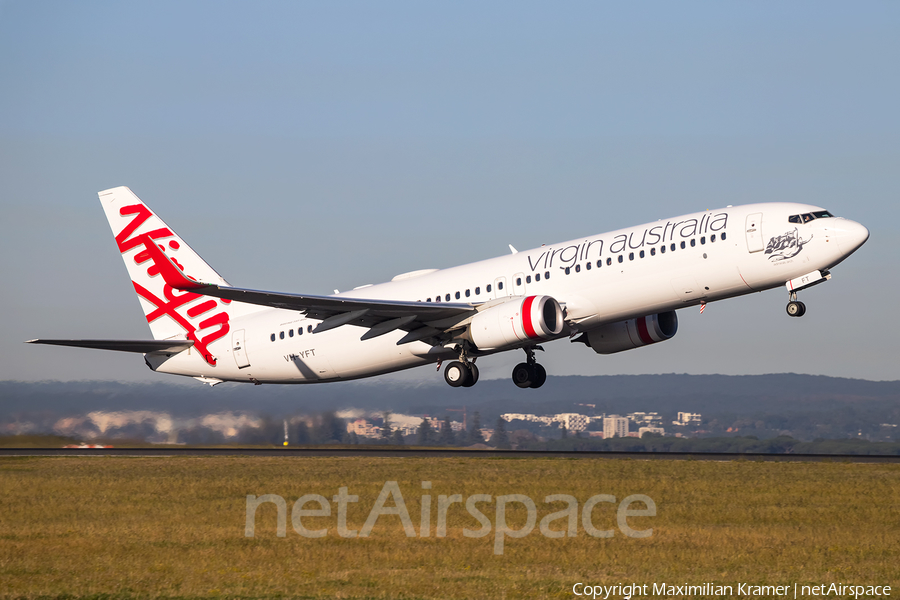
[28,187,869,389]
[98,187,260,366]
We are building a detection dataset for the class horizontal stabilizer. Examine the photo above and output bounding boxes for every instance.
[26,339,194,354]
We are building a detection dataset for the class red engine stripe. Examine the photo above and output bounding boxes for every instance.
[522,296,538,338]
[635,316,654,345]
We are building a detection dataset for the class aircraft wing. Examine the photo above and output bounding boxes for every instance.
[26,339,194,353]
[143,238,475,341]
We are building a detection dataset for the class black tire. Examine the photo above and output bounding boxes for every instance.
[797,301,807,317]
[786,301,802,317]
[462,362,479,387]
[529,364,547,389]
[444,361,470,387]
[512,362,534,388]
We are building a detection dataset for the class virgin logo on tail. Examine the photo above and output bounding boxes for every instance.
[116,204,230,365]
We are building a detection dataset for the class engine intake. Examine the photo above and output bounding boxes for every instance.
[467,295,564,351]
[581,311,678,354]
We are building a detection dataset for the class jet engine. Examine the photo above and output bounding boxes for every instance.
[579,311,678,354]
[466,295,565,351]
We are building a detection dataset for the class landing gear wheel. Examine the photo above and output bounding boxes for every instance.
[461,362,479,387]
[786,301,806,317]
[444,361,471,387]
[529,364,547,389]
[512,362,534,389]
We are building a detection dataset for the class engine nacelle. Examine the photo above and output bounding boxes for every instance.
[581,311,678,355]
[467,295,565,351]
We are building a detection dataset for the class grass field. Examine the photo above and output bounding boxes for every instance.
[0,456,897,599]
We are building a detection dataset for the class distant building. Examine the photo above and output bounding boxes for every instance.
[603,416,629,439]
[501,413,537,422]
[628,412,664,427]
[673,412,702,426]
[347,419,382,438]
[554,413,590,432]
[638,426,666,437]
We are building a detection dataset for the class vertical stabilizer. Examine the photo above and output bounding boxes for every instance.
[98,186,256,364]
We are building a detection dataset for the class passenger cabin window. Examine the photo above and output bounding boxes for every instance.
[575,264,581,272]
[526,275,532,282]
[270,333,276,342]
[455,291,460,300]
[289,329,294,337]
[279,331,285,340]
[721,232,727,240]
[308,325,313,333]
[618,255,624,263]
[298,327,303,335]
[535,274,541,281]
[690,239,696,247]
[498,281,504,290]
[475,287,481,294]
[639,250,645,258]
[487,284,492,293]
[680,241,686,249]
[445,294,451,302]
[516,277,522,286]
[465,289,470,297]
[544,271,550,279]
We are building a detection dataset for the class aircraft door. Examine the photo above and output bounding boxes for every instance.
[494,276,508,299]
[745,213,764,253]
[512,272,526,296]
[232,329,250,369]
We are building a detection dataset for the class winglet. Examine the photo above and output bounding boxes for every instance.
[141,239,210,291]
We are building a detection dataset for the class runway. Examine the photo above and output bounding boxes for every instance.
[2,447,898,462]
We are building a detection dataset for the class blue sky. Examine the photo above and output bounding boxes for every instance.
[2,1,898,383]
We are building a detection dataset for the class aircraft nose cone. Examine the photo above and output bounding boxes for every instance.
[835,219,869,255]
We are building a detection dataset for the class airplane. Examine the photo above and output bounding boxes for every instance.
[28,187,869,389]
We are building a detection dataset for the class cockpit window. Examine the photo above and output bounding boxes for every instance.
[789,210,834,224]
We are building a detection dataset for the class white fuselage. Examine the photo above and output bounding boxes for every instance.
[147,202,868,384]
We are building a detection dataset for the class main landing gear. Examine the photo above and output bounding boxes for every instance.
[512,346,547,389]
[786,291,807,318]
[443,345,479,388]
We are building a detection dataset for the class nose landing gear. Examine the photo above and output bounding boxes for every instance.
[512,346,547,389]
[786,291,807,318]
